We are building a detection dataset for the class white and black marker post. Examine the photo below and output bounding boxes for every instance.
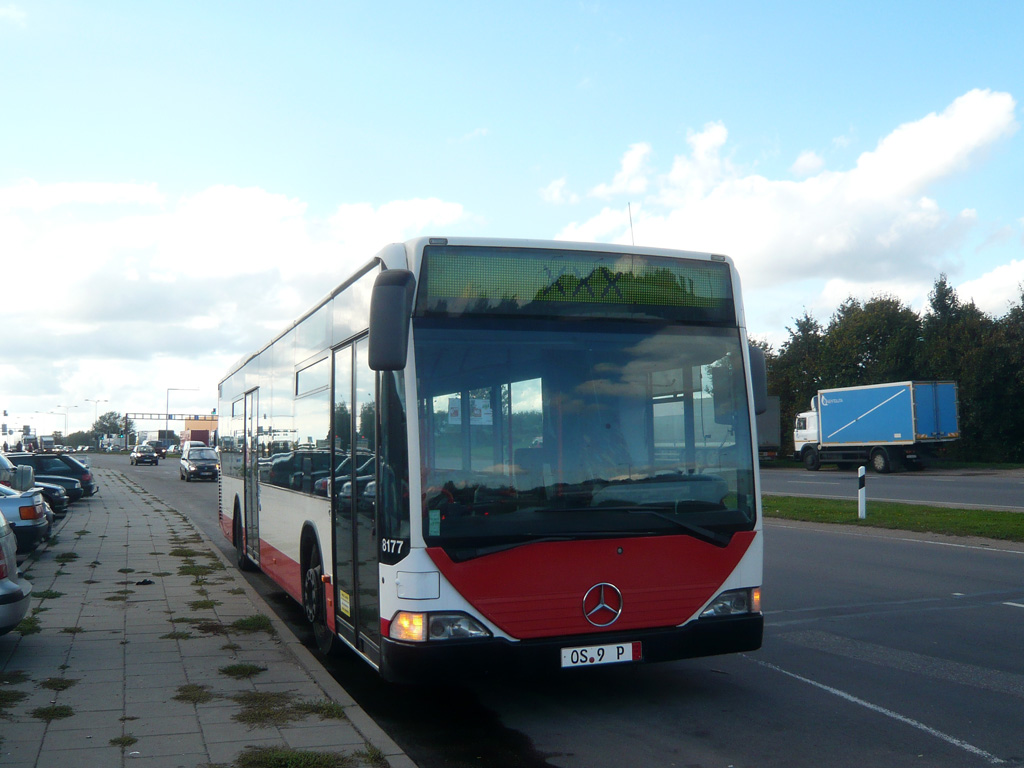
[858,466,867,519]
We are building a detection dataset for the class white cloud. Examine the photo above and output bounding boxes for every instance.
[560,89,1018,300]
[957,258,1024,316]
[589,142,651,199]
[0,181,466,430]
[540,178,579,205]
[791,150,824,177]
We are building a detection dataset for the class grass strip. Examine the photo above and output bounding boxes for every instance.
[763,495,1024,542]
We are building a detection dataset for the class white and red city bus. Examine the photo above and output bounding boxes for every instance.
[218,237,766,681]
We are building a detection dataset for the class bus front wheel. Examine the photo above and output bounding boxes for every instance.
[303,545,335,656]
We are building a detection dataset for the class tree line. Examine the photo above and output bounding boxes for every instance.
[758,275,1024,463]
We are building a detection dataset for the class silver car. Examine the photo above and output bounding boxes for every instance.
[0,514,32,635]
[0,485,49,554]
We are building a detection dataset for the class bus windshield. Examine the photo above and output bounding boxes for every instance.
[414,317,757,558]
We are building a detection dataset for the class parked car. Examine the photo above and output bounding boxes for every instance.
[34,480,69,517]
[130,445,159,466]
[4,452,98,497]
[0,514,32,635]
[2,452,77,507]
[179,447,220,482]
[0,485,49,553]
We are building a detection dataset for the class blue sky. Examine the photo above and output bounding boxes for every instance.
[1,1,1021,438]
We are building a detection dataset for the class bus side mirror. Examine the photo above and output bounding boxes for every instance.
[368,269,416,371]
[748,345,768,415]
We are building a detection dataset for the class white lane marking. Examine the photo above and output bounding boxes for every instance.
[1004,602,1024,609]
[749,657,1005,764]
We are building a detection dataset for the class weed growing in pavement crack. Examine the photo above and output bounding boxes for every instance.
[230,615,274,634]
[354,744,390,768]
[294,700,348,721]
[0,688,29,718]
[231,691,303,727]
[31,704,74,721]
[110,735,138,750]
[16,616,41,635]
[54,553,79,564]
[35,589,63,600]
[39,678,78,691]
[61,627,84,634]
[173,684,216,704]
[189,599,220,610]
[219,663,267,679]
[233,746,357,768]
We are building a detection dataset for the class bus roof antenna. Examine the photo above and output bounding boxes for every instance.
[628,203,635,245]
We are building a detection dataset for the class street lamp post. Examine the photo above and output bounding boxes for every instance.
[166,388,199,442]
[85,398,108,425]
[54,405,79,443]
[85,398,109,449]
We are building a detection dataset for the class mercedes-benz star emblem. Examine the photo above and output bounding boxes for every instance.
[582,583,623,627]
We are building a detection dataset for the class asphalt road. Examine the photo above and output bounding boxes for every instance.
[760,464,1024,511]
[96,454,1024,767]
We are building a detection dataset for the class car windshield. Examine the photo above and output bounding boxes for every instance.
[414,317,757,556]
[190,449,218,460]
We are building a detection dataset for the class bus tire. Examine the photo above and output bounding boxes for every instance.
[802,446,820,471]
[234,508,255,572]
[303,544,335,656]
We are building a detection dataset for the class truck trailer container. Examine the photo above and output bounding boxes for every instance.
[757,395,781,461]
[793,381,959,472]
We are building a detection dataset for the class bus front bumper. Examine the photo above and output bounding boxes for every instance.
[379,613,763,683]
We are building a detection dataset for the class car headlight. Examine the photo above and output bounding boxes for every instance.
[389,611,492,642]
[700,588,761,618]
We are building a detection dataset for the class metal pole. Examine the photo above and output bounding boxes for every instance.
[858,466,867,519]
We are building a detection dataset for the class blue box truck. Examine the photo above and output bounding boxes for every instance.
[793,381,959,472]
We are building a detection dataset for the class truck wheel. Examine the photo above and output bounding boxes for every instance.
[802,447,820,471]
[871,449,891,474]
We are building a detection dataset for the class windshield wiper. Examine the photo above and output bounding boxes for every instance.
[599,506,732,548]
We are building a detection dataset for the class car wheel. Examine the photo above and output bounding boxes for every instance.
[303,543,335,656]
[185,473,191,482]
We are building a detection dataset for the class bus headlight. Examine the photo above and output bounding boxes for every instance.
[700,588,761,618]
[389,611,492,642]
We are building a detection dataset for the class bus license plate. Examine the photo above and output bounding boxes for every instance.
[561,641,641,668]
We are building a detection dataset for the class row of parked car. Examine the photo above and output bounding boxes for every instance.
[0,450,99,636]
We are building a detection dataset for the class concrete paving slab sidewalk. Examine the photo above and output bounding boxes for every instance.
[0,466,417,768]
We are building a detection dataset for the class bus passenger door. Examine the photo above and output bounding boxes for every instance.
[354,337,380,656]
[243,388,260,565]
[332,339,381,661]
